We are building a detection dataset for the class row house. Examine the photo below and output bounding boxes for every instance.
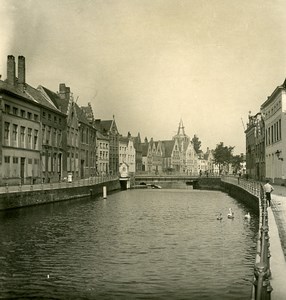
[0,55,98,185]
[95,117,120,175]
[96,130,109,175]
[261,79,286,184]
[119,134,136,174]
[41,84,97,180]
[0,56,41,185]
[185,141,199,175]
[244,79,286,183]
[245,112,265,180]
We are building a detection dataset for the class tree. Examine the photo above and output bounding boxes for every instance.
[213,142,234,173]
[231,154,244,173]
[192,135,201,153]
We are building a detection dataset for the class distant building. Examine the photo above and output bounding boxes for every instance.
[95,117,120,175]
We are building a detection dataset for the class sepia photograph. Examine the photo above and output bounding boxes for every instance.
[1,0,286,299]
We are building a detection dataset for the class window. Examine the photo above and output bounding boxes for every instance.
[12,124,18,141]
[13,107,18,115]
[28,158,33,164]
[54,116,57,123]
[34,130,38,149]
[34,114,39,121]
[13,157,18,164]
[4,122,10,140]
[4,104,10,113]
[4,156,10,163]
[43,111,46,118]
[28,128,32,148]
[48,114,51,121]
[20,126,25,143]
[27,112,32,119]
[47,127,51,144]
[21,110,26,118]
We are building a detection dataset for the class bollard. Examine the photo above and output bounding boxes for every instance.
[5,183,9,193]
[103,186,107,199]
[19,183,22,192]
[90,189,93,197]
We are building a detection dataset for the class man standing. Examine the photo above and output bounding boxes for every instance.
[263,180,274,207]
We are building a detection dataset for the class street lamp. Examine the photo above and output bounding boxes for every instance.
[275,150,283,161]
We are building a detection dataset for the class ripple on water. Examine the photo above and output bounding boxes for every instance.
[0,189,258,299]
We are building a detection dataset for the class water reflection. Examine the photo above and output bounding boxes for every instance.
[0,189,258,299]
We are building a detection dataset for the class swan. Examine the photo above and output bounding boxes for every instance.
[217,213,223,220]
[227,208,234,219]
[244,212,251,219]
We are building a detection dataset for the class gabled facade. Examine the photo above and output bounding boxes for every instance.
[185,141,199,175]
[119,134,136,173]
[96,117,120,175]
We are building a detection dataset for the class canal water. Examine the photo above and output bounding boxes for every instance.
[0,189,258,299]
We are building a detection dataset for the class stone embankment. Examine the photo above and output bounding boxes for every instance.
[0,177,120,210]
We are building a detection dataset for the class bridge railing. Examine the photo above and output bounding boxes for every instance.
[221,176,272,299]
[0,175,118,194]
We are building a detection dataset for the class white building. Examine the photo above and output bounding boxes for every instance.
[119,136,136,173]
[261,79,286,184]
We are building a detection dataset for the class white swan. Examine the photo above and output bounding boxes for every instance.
[244,212,251,219]
[227,208,234,219]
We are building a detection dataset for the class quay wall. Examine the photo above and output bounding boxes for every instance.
[220,181,259,211]
[0,180,120,210]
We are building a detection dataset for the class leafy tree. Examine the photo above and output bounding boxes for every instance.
[231,154,244,173]
[192,135,201,153]
[213,142,234,173]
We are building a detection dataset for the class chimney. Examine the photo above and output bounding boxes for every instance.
[59,83,70,100]
[18,56,26,89]
[7,55,16,86]
[66,87,70,100]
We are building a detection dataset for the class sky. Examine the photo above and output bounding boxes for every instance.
[1,0,286,154]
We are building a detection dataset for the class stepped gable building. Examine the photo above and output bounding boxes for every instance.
[95,116,120,175]
[40,83,97,180]
[185,140,199,175]
[119,133,136,174]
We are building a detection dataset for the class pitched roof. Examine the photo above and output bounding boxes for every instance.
[25,84,61,113]
[141,143,149,156]
[40,85,69,114]
[162,140,175,157]
[100,120,113,131]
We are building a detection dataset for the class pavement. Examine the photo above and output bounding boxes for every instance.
[268,185,286,299]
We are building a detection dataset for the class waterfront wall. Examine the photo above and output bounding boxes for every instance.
[0,179,120,210]
[221,181,260,211]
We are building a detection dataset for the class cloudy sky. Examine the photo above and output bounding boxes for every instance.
[1,0,286,154]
